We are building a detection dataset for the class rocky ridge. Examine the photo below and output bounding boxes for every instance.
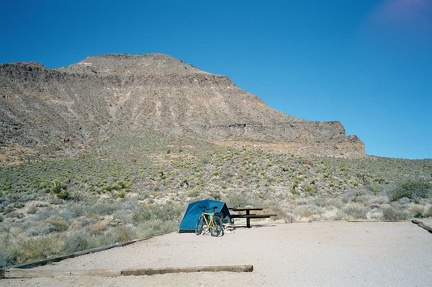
[0,53,364,163]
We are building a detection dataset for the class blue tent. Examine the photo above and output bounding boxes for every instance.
[179,200,232,233]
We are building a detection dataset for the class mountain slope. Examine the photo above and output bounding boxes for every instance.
[0,53,364,163]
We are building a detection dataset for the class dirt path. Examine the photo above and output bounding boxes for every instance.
[2,221,432,286]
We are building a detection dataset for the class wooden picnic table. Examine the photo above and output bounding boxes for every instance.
[230,207,277,228]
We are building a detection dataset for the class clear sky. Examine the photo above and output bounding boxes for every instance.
[1,0,431,159]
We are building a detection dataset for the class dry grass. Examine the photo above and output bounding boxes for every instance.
[0,142,431,267]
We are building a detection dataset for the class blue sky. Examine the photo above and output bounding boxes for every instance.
[1,0,431,159]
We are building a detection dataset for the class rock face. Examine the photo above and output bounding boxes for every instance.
[0,53,364,159]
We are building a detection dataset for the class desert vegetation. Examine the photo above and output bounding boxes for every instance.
[1,137,431,268]
[2,54,431,270]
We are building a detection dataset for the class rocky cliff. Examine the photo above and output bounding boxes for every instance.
[0,53,364,162]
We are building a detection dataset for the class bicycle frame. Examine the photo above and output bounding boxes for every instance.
[201,212,217,230]
[195,206,224,237]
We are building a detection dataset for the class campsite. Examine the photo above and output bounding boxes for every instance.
[179,200,278,234]
[2,221,432,286]
[2,205,432,286]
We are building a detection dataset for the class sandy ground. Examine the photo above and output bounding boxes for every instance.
[2,220,432,287]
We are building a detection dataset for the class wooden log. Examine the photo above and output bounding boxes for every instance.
[3,268,121,279]
[122,265,254,276]
[412,220,432,233]
[2,265,253,279]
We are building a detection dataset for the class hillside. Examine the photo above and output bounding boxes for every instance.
[0,53,364,164]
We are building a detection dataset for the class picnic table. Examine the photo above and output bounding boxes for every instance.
[230,207,277,228]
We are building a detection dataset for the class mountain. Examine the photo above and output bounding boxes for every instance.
[0,53,364,163]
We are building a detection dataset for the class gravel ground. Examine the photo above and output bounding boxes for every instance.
[2,221,432,287]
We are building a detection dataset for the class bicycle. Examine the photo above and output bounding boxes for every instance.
[195,206,224,237]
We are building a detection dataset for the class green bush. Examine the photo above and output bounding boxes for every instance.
[389,180,431,202]
[303,184,316,195]
[48,180,67,194]
[47,180,70,200]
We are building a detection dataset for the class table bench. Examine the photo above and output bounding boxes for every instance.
[230,207,277,228]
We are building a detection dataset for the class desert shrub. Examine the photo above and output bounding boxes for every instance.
[46,219,69,232]
[16,236,60,263]
[0,236,18,267]
[188,189,200,198]
[389,180,431,202]
[352,192,375,205]
[303,184,316,195]
[122,199,140,212]
[72,217,98,228]
[291,186,300,196]
[56,191,70,200]
[48,180,69,200]
[33,207,56,221]
[104,226,136,243]
[132,204,182,225]
[5,211,23,219]
[342,204,368,220]
[100,180,130,193]
[27,205,38,214]
[210,191,222,200]
[266,204,294,222]
[131,207,152,223]
[298,208,313,218]
[86,201,119,216]
[382,207,408,221]
[24,219,69,236]
[88,221,108,236]
[424,206,432,217]
[137,220,179,238]
[373,178,386,184]
[117,189,127,198]
[60,203,86,220]
[315,197,344,209]
[223,192,249,208]
[25,224,52,237]
[408,205,426,218]
[62,232,90,254]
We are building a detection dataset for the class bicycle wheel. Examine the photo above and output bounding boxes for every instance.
[210,215,224,237]
[195,215,204,235]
